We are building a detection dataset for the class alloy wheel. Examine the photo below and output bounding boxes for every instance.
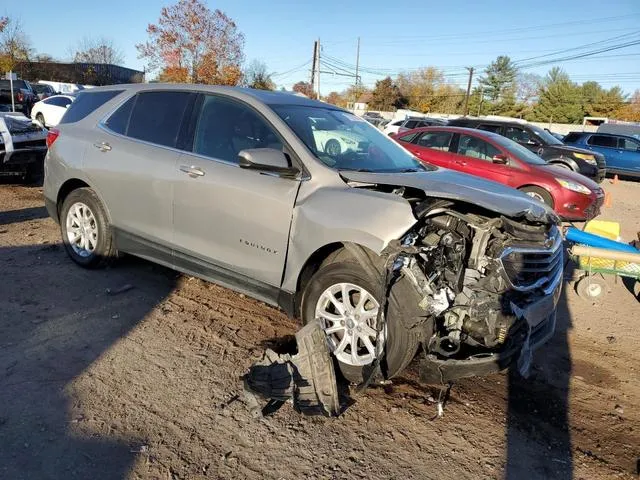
[314,282,384,366]
[65,202,98,258]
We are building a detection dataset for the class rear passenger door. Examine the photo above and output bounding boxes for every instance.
[86,90,196,254]
[172,94,301,297]
[616,136,640,173]
[407,131,454,168]
[586,135,622,170]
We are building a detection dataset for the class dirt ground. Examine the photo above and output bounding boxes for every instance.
[0,180,638,480]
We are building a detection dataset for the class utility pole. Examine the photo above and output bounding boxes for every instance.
[310,40,317,90]
[477,85,484,116]
[463,66,474,116]
[355,37,360,86]
[316,37,321,100]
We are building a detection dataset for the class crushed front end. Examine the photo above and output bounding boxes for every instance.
[391,200,563,383]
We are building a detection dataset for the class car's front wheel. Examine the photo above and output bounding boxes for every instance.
[301,255,421,384]
[60,188,117,268]
[519,185,554,208]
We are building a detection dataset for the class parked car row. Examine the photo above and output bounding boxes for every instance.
[392,126,604,221]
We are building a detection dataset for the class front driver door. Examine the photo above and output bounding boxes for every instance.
[450,134,514,185]
[173,94,301,298]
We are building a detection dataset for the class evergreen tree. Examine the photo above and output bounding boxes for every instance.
[533,67,583,123]
[369,77,406,111]
[478,55,518,114]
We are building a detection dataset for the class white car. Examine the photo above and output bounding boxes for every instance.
[383,117,446,136]
[311,118,369,156]
[31,95,74,128]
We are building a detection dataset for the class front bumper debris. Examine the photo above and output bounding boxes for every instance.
[419,279,562,384]
[243,321,340,417]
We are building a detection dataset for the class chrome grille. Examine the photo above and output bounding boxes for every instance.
[499,226,564,293]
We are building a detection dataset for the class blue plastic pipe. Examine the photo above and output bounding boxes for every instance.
[565,226,640,253]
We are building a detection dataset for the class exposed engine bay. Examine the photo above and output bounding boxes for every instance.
[379,192,563,381]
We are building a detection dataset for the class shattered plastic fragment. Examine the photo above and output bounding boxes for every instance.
[243,321,340,417]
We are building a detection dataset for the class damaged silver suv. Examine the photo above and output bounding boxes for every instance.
[44,85,562,384]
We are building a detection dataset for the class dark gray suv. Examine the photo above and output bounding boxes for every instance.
[44,84,562,384]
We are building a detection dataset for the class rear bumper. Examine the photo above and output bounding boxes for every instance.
[44,195,58,223]
[419,278,562,383]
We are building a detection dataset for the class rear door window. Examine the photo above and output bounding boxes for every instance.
[404,120,419,129]
[457,134,501,161]
[619,137,640,150]
[416,131,453,151]
[127,91,195,149]
[192,94,283,163]
[47,96,72,107]
[587,135,617,148]
[504,126,533,144]
[397,133,418,143]
[477,124,502,134]
[59,90,123,124]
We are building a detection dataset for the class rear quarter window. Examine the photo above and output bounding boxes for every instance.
[59,90,123,124]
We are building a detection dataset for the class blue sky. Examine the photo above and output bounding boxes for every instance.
[4,0,640,94]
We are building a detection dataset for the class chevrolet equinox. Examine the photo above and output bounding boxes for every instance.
[44,85,563,383]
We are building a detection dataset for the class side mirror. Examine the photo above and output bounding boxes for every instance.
[238,148,299,177]
[492,154,509,164]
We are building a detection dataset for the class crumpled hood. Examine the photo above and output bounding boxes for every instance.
[340,169,559,224]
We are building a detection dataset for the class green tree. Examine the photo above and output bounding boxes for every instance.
[396,67,464,114]
[479,56,518,113]
[244,60,275,90]
[369,76,405,111]
[581,81,625,118]
[533,67,582,123]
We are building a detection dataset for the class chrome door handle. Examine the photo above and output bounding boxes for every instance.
[93,142,111,152]
[179,165,205,178]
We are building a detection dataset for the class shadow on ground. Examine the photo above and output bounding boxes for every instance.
[0,243,177,480]
[0,206,48,226]
[505,257,575,479]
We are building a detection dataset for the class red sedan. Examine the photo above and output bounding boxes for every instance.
[393,126,604,221]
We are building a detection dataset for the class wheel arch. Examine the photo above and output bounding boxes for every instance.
[517,184,555,208]
[56,178,112,224]
[547,156,577,170]
[290,241,381,318]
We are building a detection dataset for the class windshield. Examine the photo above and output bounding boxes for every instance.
[273,105,428,172]
[490,134,548,165]
[529,124,563,145]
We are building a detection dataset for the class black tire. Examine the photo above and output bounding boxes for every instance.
[301,257,422,384]
[550,162,573,171]
[35,112,45,126]
[59,188,117,269]
[325,139,341,156]
[519,185,554,208]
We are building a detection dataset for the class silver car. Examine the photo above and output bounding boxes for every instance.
[44,84,562,384]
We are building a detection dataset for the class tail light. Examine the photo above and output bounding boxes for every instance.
[17,92,24,102]
[46,128,60,148]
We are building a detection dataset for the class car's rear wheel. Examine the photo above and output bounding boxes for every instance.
[519,186,554,208]
[301,256,421,384]
[60,188,117,268]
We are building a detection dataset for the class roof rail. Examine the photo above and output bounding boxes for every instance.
[482,115,528,124]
